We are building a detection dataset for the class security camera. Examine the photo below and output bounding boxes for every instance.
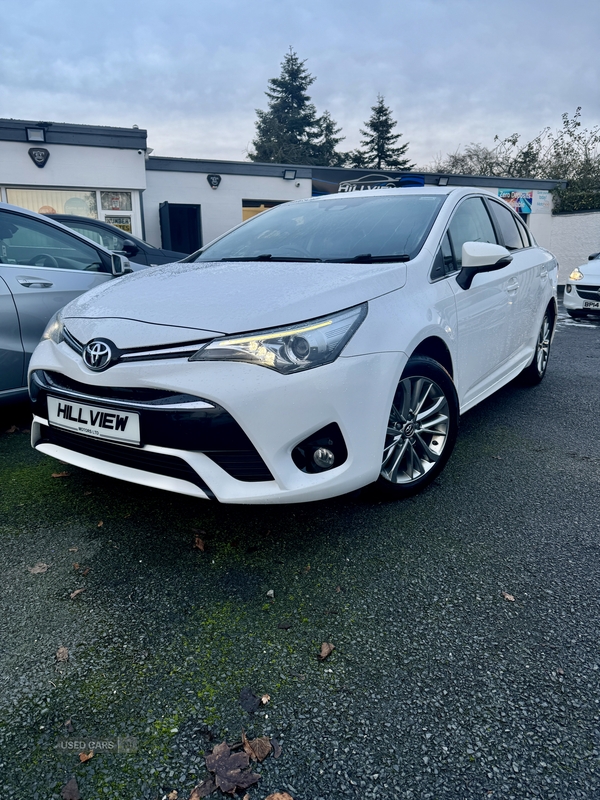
[138,149,143,155]
[295,181,301,187]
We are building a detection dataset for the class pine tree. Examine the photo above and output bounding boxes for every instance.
[249,49,345,166]
[350,95,414,170]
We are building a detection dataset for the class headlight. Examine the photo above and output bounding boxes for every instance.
[41,311,64,344]
[569,268,584,281]
[189,303,368,374]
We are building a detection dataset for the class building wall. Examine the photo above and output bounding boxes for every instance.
[549,211,600,283]
[0,141,146,190]
[143,169,312,248]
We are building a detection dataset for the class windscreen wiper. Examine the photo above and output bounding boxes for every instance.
[218,254,323,262]
[325,253,411,263]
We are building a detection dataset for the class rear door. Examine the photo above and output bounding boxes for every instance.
[0,209,114,381]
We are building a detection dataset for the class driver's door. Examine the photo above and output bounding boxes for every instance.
[0,209,113,381]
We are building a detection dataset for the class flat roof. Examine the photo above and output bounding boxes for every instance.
[147,155,566,190]
[0,118,147,150]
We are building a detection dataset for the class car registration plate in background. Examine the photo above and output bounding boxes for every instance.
[47,396,141,445]
[583,300,600,309]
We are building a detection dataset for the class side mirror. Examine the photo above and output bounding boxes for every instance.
[121,239,139,257]
[456,241,513,290]
[111,252,131,276]
[588,252,600,261]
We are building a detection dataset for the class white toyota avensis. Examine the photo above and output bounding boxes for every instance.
[29,187,558,504]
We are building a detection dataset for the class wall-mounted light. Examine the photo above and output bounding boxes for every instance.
[283,169,297,180]
[437,176,449,186]
[26,128,45,142]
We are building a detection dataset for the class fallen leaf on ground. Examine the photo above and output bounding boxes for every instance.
[52,471,71,478]
[83,491,92,496]
[304,564,310,573]
[69,547,78,552]
[167,791,178,800]
[264,793,294,800]
[261,694,270,705]
[239,686,261,713]
[272,738,282,758]
[81,567,90,577]
[73,563,80,570]
[278,621,292,630]
[205,741,260,794]
[79,750,94,763]
[242,730,272,762]
[188,777,216,799]
[56,646,69,662]
[335,586,341,593]
[266,589,274,599]
[5,425,18,433]
[193,534,205,551]
[501,591,515,602]
[97,520,103,527]
[64,718,74,732]
[70,588,85,600]
[28,562,49,574]
[557,667,565,675]
[318,642,335,660]
[60,777,81,800]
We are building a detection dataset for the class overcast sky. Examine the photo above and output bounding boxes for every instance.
[1,0,598,167]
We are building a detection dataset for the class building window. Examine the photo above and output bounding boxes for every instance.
[242,199,286,222]
[101,191,132,211]
[6,188,98,217]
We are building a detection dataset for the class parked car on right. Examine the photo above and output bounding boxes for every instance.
[564,253,600,318]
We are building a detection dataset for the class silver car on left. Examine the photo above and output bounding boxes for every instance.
[0,203,132,404]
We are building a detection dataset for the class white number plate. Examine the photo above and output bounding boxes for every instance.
[583,300,600,309]
[48,396,140,445]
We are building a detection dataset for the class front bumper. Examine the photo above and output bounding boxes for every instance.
[29,339,405,504]
[563,281,600,313]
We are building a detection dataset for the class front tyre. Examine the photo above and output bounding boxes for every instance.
[375,356,459,499]
[520,308,552,385]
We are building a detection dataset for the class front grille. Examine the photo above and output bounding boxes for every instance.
[575,285,600,301]
[63,326,210,364]
[38,425,216,498]
[39,370,205,406]
[31,371,275,483]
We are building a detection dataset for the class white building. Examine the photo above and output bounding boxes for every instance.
[2,116,592,282]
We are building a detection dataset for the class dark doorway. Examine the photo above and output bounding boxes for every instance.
[159,203,202,254]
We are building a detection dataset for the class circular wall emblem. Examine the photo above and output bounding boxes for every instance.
[83,340,113,371]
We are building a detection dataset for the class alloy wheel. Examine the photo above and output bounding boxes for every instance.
[381,375,450,485]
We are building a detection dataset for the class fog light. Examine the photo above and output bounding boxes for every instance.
[291,422,348,474]
[566,284,572,293]
[313,447,335,469]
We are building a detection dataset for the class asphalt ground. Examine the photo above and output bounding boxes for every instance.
[1,303,600,800]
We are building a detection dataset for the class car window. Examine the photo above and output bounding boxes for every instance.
[448,197,497,268]
[196,194,447,262]
[488,200,526,250]
[430,232,456,280]
[0,210,106,271]
[67,222,125,252]
[515,217,531,247]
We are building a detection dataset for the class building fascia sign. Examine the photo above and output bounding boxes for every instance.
[28,147,50,168]
[207,174,221,189]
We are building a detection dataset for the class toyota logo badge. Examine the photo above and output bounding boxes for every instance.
[83,340,113,371]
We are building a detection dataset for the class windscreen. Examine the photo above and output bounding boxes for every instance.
[195,194,446,263]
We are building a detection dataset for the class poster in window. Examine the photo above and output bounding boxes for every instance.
[498,189,533,214]
[105,216,132,233]
[101,192,132,211]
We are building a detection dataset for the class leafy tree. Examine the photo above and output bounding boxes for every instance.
[427,109,600,213]
[349,95,414,170]
[249,49,346,166]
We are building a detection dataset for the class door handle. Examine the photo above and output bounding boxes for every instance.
[540,268,548,280]
[17,276,54,288]
[506,278,519,293]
